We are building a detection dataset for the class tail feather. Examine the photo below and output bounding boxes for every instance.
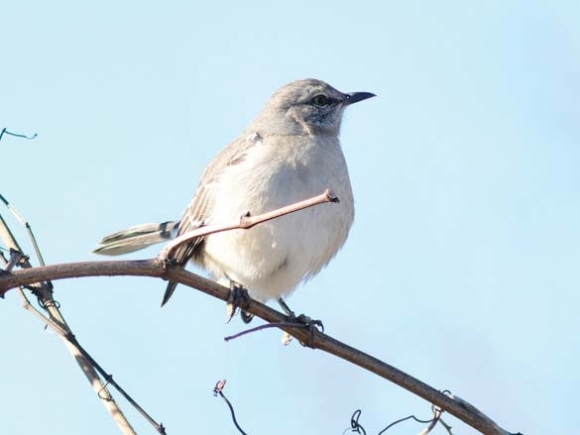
[161,281,178,307]
[93,221,178,256]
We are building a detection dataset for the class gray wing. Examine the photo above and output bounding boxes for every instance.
[161,132,261,305]
[173,131,261,264]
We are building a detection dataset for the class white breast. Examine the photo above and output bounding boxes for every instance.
[197,134,354,301]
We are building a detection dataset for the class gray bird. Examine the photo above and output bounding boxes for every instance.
[93,79,375,318]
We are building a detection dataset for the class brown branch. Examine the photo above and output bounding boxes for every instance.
[0,212,138,435]
[158,189,339,261]
[16,285,166,434]
[0,261,518,435]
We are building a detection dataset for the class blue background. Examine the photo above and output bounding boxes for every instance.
[2,1,578,434]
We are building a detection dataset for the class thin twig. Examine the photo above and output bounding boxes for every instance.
[0,193,47,267]
[0,128,38,141]
[0,260,519,435]
[18,289,167,434]
[3,249,25,272]
[223,321,311,342]
[417,406,443,435]
[440,418,453,434]
[0,204,138,435]
[378,414,434,434]
[213,380,249,435]
[158,189,339,261]
[345,409,367,435]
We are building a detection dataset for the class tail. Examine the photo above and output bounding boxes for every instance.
[93,221,187,308]
[93,221,178,256]
[161,281,178,307]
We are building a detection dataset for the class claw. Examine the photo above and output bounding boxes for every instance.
[240,310,254,324]
[283,312,324,347]
[275,297,323,346]
[292,314,324,333]
[225,283,251,324]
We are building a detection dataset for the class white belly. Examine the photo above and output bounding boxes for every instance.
[197,135,354,301]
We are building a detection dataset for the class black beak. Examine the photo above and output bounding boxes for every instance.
[343,91,376,105]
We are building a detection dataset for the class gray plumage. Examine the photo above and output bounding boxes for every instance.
[93,221,178,255]
[93,78,375,308]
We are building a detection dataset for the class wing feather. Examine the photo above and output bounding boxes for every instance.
[169,132,261,267]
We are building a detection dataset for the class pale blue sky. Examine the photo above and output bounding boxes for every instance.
[2,1,579,434]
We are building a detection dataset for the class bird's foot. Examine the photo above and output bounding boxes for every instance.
[277,298,324,346]
[277,297,323,330]
[225,283,253,324]
[287,312,324,333]
[282,313,324,347]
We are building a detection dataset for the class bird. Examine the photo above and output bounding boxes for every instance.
[93,78,375,320]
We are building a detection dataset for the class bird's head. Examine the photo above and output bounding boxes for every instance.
[254,79,375,136]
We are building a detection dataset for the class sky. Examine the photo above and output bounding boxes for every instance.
[1,1,579,434]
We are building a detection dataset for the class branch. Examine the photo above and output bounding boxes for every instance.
[0,208,138,435]
[0,261,519,435]
[158,189,338,261]
[0,127,37,141]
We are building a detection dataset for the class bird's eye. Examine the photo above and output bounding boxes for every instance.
[311,94,329,107]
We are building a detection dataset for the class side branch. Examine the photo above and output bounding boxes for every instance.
[0,210,137,434]
[158,189,338,261]
[0,261,517,435]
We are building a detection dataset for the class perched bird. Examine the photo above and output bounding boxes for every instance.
[93,79,374,319]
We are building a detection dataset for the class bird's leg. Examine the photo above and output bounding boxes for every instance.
[277,297,322,328]
[226,282,253,324]
[277,297,295,318]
